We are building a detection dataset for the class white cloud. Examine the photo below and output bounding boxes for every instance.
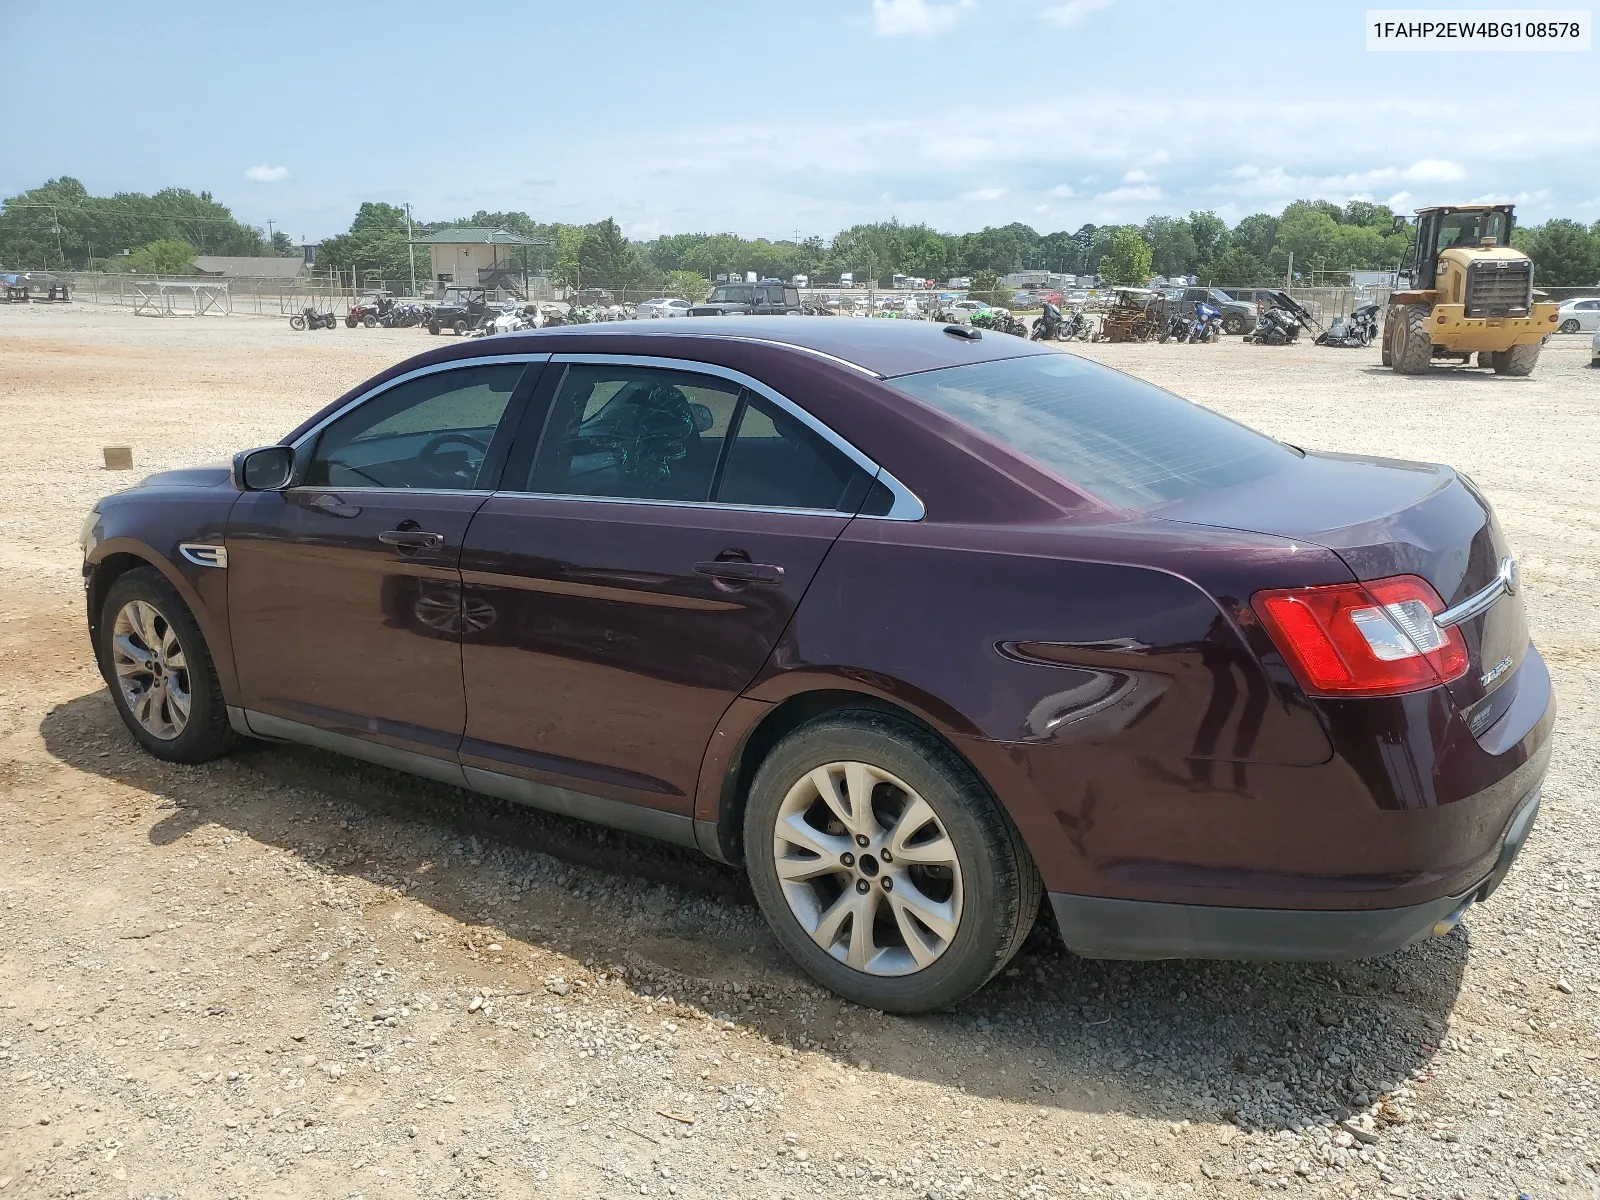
[244,163,289,183]
[1220,159,1466,199]
[1123,168,1153,183]
[963,186,1008,201]
[1402,158,1466,184]
[1050,183,1077,197]
[872,0,973,38]
[1040,0,1116,29]
[1096,184,1162,203]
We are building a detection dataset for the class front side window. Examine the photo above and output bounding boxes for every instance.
[888,353,1294,511]
[305,363,524,489]
[525,365,743,502]
[710,286,754,304]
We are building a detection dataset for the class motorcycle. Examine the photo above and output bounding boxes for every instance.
[379,303,425,328]
[1315,302,1380,348]
[1061,305,1093,341]
[474,300,529,337]
[972,307,1027,337]
[1029,301,1063,341]
[565,305,595,325]
[1158,305,1191,343]
[289,306,337,331]
[1189,301,1223,343]
[1243,291,1318,346]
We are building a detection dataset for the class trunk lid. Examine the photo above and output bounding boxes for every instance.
[1158,450,1527,732]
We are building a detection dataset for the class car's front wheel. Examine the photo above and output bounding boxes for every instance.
[1559,319,1580,334]
[744,710,1039,1013]
[98,567,238,764]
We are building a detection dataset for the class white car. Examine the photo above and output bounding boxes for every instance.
[1556,297,1600,333]
[634,297,693,319]
[946,299,991,324]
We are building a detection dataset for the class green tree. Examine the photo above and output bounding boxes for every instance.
[1099,229,1153,285]
[1203,246,1270,285]
[316,201,423,291]
[1232,213,1279,263]
[1187,211,1230,269]
[1142,215,1198,277]
[661,269,709,301]
[576,218,645,291]
[109,238,197,274]
[970,269,1013,307]
[269,230,297,256]
[1518,219,1600,287]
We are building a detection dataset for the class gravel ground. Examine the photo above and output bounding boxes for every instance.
[0,305,1596,1200]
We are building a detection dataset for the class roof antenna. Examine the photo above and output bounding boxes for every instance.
[943,325,981,340]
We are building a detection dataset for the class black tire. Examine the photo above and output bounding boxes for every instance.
[362,314,377,328]
[1492,342,1541,376]
[1390,304,1433,374]
[97,567,238,764]
[289,315,306,331]
[452,318,468,336]
[428,320,441,335]
[1559,319,1580,334]
[743,709,1040,1014]
[1222,314,1246,335]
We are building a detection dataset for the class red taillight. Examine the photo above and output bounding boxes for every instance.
[1252,575,1468,697]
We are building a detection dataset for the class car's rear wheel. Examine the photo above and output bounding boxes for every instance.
[1222,314,1246,335]
[452,318,468,336]
[744,710,1039,1013]
[1559,318,1580,334]
[98,568,238,764]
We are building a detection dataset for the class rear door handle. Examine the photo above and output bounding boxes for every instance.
[694,560,785,584]
[379,529,445,550]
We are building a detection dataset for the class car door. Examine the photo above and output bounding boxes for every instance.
[227,358,541,770]
[455,355,884,829]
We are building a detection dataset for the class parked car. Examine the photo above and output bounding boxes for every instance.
[944,299,991,324]
[688,282,802,317]
[82,319,1551,1014]
[635,298,694,319]
[1555,297,1600,333]
[427,286,490,336]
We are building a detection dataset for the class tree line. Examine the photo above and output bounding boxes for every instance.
[6,176,1599,291]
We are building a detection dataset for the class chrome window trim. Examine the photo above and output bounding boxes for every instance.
[487,491,860,521]
[287,353,552,451]
[547,353,924,521]
[668,333,881,378]
[1435,556,1518,629]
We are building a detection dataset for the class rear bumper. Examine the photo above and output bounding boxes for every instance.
[1052,787,1541,961]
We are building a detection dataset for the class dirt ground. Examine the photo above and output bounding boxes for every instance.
[1,305,1597,1200]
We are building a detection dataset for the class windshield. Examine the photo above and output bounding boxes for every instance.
[709,286,754,303]
[1436,209,1511,252]
[888,354,1295,510]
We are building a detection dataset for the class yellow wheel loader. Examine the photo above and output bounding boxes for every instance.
[1382,204,1559,376]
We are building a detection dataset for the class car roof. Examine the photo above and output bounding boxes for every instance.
[486,315,1049,378]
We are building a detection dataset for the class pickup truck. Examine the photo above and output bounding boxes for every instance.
[690,282,801,317]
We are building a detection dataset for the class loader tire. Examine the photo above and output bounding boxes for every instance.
[1390,304,1433,375]
[1492,342,1541,377]
[1381,307,1395,366]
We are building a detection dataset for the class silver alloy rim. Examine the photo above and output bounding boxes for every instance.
[772,761,964,977]
[110,600,191,741]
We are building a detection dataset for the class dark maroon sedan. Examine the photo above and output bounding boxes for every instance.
[82,319,1552,1012]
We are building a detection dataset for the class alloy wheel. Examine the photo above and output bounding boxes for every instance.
[771,760,964,976]
[110,599,191,740]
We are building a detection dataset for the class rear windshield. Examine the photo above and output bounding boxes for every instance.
[888,353,1294,510]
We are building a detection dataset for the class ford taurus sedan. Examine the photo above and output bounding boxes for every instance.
[82,318,1553,1013]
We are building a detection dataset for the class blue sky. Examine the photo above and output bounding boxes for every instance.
[1,0,1595,241]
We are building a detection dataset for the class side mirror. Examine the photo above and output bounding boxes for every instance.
[1393,215,1409,233]
[232,445,295,491]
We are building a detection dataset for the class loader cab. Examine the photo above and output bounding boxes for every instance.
[1398,205,1516,290]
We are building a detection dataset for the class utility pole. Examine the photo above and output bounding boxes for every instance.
[1285,251,1294,293]
[404,203,418,298]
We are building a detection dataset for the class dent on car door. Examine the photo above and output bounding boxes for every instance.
[455,359,887,824]
[226,360,537,763]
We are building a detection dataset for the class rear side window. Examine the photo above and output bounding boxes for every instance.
[525,365,743,502]
[719,392,869,512]
[888,353,1294,510]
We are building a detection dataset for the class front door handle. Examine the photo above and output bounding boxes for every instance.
[379,529,445,551]
[693,560,785,585]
